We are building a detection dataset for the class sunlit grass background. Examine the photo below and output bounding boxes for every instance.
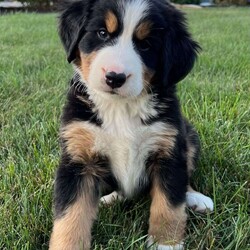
[0,7,249,250]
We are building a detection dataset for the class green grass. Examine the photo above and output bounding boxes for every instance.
[0,7,249,250]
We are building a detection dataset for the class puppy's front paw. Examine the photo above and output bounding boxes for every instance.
[186,191,214,213]
[147,236,184,250]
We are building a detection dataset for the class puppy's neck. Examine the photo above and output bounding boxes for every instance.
[85,86,157,137]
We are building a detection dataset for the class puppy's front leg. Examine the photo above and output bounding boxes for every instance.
[148,182,186,249]
[49,161,100,250]
[147,156,188,249]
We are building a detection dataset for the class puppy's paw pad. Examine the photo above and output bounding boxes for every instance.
[186,191,214,213]
[147,236,184,250]
[100,191,123,206]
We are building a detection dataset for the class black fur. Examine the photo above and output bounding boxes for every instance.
[54,152,117,217]
[59,0,98,62]
[146,131,189,206]
[61,76,102,126]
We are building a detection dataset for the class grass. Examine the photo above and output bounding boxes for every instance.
[0,7,249,250]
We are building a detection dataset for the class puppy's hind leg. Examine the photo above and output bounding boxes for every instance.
[185,121,214,213]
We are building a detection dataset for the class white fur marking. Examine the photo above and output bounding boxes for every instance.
[87,91,157,137]
[147,236,184,250]
[100,191,123,205]
[121,0,149,43]
[186,191,214,213]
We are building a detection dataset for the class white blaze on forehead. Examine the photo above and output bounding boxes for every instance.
[120,0,149,42]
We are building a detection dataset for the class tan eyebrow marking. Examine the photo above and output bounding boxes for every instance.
[135,21,152,40]
[105,11,118,33]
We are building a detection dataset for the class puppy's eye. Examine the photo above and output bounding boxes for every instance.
[138,39,151,51]
[97,28,109,40]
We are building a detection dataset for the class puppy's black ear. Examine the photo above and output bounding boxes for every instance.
[162,8,200,86]
[58,0,95,63]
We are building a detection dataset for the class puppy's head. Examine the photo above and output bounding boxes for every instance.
[59,0,200,97]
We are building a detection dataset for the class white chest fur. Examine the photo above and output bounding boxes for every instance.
[88,121,168,197]
[80,90,175,196]
[95,125,149,197]
[82,91,169,197]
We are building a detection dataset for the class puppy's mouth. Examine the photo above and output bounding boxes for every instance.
[105,89,120,96]
[104,88,128,98]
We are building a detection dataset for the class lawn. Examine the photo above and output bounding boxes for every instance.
[0,7,249,250]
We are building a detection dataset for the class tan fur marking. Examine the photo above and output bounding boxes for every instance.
[105,11,118,33]
[157,125,178,158]
[50,179,98,250]
[148,181,186,245]
[136,21,152,40]
[187,142,196,176]
[61,121,95,163]
[80,52,97,80]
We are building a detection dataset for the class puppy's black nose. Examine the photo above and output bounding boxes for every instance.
[105,71,126,89]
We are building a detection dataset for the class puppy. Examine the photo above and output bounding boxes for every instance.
[49,0,214,249]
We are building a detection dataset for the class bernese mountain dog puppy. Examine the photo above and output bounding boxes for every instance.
[49,0,214,249]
